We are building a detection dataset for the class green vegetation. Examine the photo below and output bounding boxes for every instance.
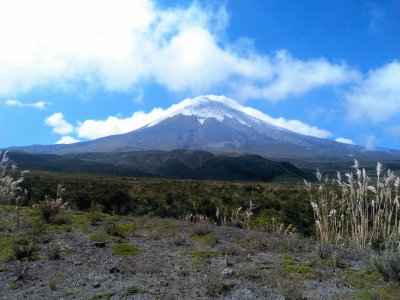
[0,236,13,262]
[22,171,314,235]
[338,269,399,299]
[189,249,218,267]
[87,292,113,300]
[8,283,19,290]
[123,285,146,296]
[281,255,314,279]
[191,233,219,245]
[105,221,136,238]
[112,243,141,256]
[87,232,118,244]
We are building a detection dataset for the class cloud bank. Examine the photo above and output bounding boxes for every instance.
[0,0,358,101]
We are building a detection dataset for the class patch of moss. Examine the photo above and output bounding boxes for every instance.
[138,220,178,238]
[112,243,141,256]
[338,269,399,300]
[116,222,137,236]
[282,255,314,279]
[87,292,113,300]
[189,249,218,267]
[87,232,118,244]
[20,207,39,218]
[191,233,219,245]
[105,221,137,238]
[8,283,19,290]
[123,285,147,296]
[42,210,93,232]
[0,235,13,262]
[340,269,382,289]
[321,258,333,267]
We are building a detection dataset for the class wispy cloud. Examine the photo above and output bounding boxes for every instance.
[3,99,50,110]
[363,134,379,151]
[364,3,385,33]
[45,113,74,135]
[0,0,359,101]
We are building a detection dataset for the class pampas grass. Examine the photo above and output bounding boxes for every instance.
[305,160,400,249]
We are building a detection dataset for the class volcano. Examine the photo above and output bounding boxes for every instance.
[9,95,400,160]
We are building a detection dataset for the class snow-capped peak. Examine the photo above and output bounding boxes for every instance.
[135,94,330,140]
[147,94,270,127]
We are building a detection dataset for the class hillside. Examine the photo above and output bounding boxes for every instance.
[8,150,309,182]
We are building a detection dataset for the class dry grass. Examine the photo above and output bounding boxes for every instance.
[305,160,400,249]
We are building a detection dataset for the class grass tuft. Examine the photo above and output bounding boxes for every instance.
[112,243,141,256]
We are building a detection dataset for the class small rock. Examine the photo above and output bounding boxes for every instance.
[93,242,106,248]
[159,280,169,287]
[74,261,81,266]
[230,288,254,300]
[93,282,101,288]
[109,265,120,273]
[222,268,235,277]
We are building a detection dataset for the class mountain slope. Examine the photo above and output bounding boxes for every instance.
[9,95,400,159]
[8,150,310,181]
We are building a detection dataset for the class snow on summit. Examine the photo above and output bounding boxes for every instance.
[147,95,261,126]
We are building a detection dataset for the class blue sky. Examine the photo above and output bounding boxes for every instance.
[0,0,399,150]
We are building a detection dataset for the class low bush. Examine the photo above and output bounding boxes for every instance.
[372,248,400,282]
[36,185,68,224]
[12,235,40,261]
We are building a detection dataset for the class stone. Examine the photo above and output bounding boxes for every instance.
[222,268,235,277]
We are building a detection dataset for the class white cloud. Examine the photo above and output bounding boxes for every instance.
[77,108,167,139]
[335,137,355,145]
[45,112,74,135]
[346,61,400,123]
[55,135,80,144]
[0,0,358,101]
[4,99,50,110]
[75,95,332,140]
[234,50,360,101]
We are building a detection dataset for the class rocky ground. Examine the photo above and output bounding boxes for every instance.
[0,205,399,300]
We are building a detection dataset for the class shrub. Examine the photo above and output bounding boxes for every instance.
[12,235,39,261]
[190,222,211,236]
[204,275,233,297]
[36,185,68,223]
[0,151,28,205]
[46,242,61,260]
